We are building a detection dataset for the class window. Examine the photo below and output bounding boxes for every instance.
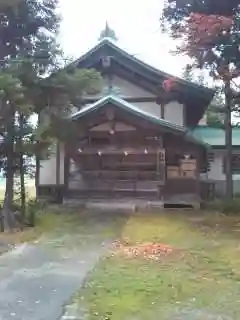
[223,154,240,174]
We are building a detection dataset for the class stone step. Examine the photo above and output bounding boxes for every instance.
[62,198,166,212]
[85,201,137,212]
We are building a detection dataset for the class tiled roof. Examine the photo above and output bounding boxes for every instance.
[191,126,240,147]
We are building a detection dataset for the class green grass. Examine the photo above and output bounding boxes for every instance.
[76,211,240,320]
[0,185,36,202]
[0,206,75,246]
[0,208,128,254]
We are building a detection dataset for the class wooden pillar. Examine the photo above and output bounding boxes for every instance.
[183,104,187,126]
[159,136,165,200]
[56,142,60,185]
[35,155,40,198]
[161,103,165,119]
[35,113,40,198]
[156,149,161,199]
[64,144,70,197]
[156,95,165,119]
[55,142,62,203]
[157,148,165,201]
[190,148,201,201]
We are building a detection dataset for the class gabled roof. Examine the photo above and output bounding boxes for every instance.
[191,126,240,147]
[70,94,208,147]
[65,38,215,126]
[71,94,184,132]
[70,38,214,99]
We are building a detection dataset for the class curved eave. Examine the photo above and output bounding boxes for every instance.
[70,95,209,149]
[70,95,186,134]
[185,131,211,148]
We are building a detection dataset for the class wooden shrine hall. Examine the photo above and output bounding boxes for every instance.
[36,32,215,207]
[60,95,208,205]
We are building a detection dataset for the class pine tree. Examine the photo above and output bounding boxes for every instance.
[0,1,102,231]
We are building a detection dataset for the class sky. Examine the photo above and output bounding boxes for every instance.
[58,0,190,78]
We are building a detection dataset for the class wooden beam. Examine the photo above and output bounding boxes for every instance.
[75,147,164,155]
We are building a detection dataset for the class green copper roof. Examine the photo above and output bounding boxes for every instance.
[70,95,208,147]
[71,94,184,132]
[191,126,240,147]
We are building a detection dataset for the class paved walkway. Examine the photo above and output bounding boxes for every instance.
[0,234,109,320]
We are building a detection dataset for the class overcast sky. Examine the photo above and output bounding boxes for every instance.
[58,0,190,77]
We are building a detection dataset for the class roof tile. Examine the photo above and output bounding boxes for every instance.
[191,126,240,146]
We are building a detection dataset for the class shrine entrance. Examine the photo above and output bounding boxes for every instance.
[63,101,204,204]
[72,146,165,198]
[67,124,166,199]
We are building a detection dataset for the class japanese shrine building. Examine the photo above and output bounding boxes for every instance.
[36,28,240,205]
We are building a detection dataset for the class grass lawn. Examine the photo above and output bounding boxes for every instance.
[0,206,128,255]
[0,185,37,252]
[76,211,240,320]
[0,206,80,252]
[0,184,36,201]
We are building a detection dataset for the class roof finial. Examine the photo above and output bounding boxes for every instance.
[98,21,118,41]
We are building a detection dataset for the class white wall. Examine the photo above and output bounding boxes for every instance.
[164,101,184,126]
[39,143,65,186]
[207,151,224,181]
[201,150,240,196]
[84,75,155,99]
[112,77,185,126]
[39,151,56,185]
[206,150,240,181]
[82,75,186,126]
[133,101,185,126]
[133,101,161,118]
[112,76,154,98]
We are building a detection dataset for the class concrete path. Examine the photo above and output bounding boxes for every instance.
[0,233,110,320]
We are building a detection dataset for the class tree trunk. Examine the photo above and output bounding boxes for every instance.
[2,169,15,231]
[19,113,26,227]
[19,153,26,226]
[2,105,16,231]
[224,80,233,200]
